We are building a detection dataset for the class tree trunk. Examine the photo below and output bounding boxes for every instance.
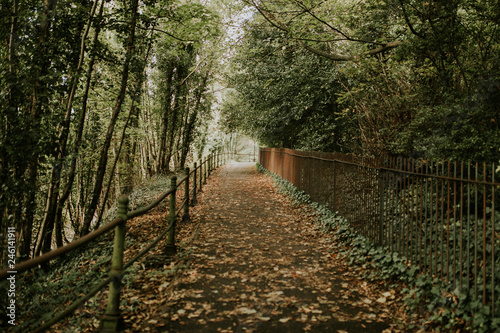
[94,102,135,230]
[180,72,209,167]
[80,0,139,237]
[17,0,59,260]
[0,0,19,266]
[165,74,185,171]
[158,65,175,173]
[34,0,104,255]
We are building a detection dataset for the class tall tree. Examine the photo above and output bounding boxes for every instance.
[229,0,500,160]
[35,0,104,255]
[80,0,140,236]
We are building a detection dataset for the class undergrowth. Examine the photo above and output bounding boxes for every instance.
[257,163,499,333]
[0,173,182,331]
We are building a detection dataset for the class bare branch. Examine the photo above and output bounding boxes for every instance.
[398,0,424,38]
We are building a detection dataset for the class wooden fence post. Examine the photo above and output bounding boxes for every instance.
[100,195,128,332]
[183,167,190,223]
[192,162,198,205]
[165,176,177,255]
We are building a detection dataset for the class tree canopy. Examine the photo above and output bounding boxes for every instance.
[0,0,226,261]
[222,0,500,161]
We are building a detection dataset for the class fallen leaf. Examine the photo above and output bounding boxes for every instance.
[238,307,257,315]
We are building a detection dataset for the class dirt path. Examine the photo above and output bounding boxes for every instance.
[156,163,406,333]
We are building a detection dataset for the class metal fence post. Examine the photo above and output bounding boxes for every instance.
[199,159,203,190]
[165,176,177,255]
[183,168,190,223]
[332,159,337,210]
[192,162,198,205]
[378,167,386,246]
[203,157,207,185]
[100,195,128,332]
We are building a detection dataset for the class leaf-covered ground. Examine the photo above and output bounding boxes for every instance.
[47,162,419,332]
[119,162,414,332]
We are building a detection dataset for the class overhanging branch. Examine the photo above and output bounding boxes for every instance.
[248,0,404,61]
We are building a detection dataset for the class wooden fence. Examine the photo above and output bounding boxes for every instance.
[259,147,500,318]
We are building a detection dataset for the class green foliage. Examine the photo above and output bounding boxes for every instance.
[233,0,500,161]
[0,234,115,331]
[223,19,357,152]
[405,81,500,162]
[348,0,500,160]
[0,0,224,262]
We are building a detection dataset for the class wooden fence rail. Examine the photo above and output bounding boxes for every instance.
[259,147,500,319]
[0,151,227,332]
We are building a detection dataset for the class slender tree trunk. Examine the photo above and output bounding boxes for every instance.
[158,65,175,173]
[80,0,139,237]
[53,0,106,243]
[180,72,209,167]
[94,102,135,230]
[53,0,102,249]
[179,110,196,168]
[94,18,157,230]
[17,0,59,261]
[165,79,184,171]
[0,0,20,266]
[34,0,104,255]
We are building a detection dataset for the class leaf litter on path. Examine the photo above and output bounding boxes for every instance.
[150,163,414,333]
[62,162,417,332]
